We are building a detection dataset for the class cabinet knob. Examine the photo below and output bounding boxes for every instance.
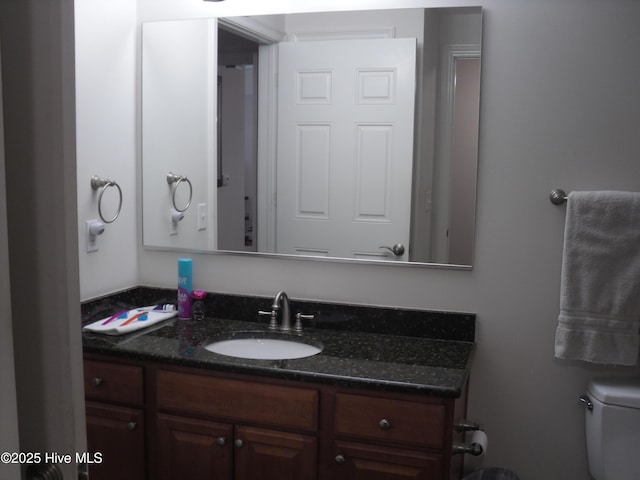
[335,454,346,464]
[379,418,391,430]
[234,439,244,448]
[216,437,227,446]
[127,422,137,431]
[91,377,103,387]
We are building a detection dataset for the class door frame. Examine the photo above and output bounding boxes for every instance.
[0,36,21,480]
[431,43,481,264]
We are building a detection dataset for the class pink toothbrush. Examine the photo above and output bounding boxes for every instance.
[101,311,128,326]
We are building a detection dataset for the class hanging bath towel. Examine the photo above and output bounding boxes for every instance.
[555,191,640,365]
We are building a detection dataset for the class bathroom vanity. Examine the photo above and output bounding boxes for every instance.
[81,288,475,480]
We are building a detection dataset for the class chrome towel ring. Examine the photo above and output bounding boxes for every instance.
[91,175,123,223]
[166,172,193,213]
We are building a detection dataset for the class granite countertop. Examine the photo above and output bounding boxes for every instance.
[82,288,475,398]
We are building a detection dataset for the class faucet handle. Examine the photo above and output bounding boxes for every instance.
[294,313,315,333]
[258,310,278,330]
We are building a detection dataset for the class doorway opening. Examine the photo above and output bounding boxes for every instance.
[217,28,259,252]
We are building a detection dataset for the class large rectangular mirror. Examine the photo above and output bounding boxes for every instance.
[142,7,482,267]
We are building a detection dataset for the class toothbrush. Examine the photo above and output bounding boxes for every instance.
[119,312,149,327]
[101,311,128,326]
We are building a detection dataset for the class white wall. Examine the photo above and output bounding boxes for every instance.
[76,0,138,299]
[76,0,640,478]
[142,19,217,252]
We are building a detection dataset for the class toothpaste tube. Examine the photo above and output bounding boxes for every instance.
[135,304,176,313]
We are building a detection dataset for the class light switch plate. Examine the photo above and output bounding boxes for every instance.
[86,220,99,253]
[197,203,207,230]
[169,210,178,236]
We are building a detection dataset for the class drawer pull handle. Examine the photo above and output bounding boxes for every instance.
[234,439,244,448]
[379,418,391,430]
[91,377,103,387]
[216,437,227,446]
[335,454,346,464]
[127,422,137,431]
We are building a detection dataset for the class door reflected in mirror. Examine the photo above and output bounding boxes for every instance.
[142,7,482,267]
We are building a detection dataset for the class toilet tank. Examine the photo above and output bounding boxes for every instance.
[584,378,640,480]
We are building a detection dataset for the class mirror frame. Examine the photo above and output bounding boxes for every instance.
[142,7,482,271]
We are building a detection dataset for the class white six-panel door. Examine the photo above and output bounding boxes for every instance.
[276,38,416,261]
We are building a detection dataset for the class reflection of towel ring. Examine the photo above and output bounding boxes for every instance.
[166,172,193,213]
[91,175,123,224]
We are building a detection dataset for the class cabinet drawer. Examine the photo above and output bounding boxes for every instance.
[335,393,445,449]
[334,440,443,480]
[157,369,318,432]
[84,360,144,407]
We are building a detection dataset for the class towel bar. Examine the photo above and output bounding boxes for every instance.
[550,188,568,205]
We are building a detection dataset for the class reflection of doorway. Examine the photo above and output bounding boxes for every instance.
[275,38,416,261]
[430,45,481,265]
[217,28,259,251]
[449,57,480,265]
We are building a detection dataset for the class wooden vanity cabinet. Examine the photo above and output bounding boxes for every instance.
[154,368,318,480]
[83,355,466,480]
[332,393,450,480]
[156,413,233,479]
[234,425,317,480]
[333,441,442,480]
[156,418,316,480]
[83,359,146,480]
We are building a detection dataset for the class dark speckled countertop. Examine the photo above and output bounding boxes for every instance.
[82,287,476,398]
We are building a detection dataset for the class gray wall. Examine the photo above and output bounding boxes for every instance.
[2,0,86,478]
[0,35,20,480]
[75,0,640,478]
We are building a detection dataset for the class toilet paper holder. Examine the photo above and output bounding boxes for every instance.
[452,441,484,456]
[452,420,485,456]
[455,420,484,432]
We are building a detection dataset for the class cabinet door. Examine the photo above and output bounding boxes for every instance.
[86,402,145,480]
[157,413,233,480]
[234,425,317,480]
[334,441,442,480]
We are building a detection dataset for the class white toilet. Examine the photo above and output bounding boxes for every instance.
[582,377,640,480]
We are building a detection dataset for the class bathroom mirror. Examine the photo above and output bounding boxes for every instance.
[142,6,482,267]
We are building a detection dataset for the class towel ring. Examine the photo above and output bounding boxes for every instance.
[91,175,123,224]
[166,172,193,213]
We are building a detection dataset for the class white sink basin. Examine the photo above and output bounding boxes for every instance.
[205,335,322,360]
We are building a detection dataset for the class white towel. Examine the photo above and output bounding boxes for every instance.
[555,191,640,365]
[83,309,177,336]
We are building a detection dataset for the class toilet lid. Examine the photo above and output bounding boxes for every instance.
[588,377,640,409]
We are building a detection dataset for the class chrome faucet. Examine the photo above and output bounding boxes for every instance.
[272,291,292,332]
[259,291,292,332]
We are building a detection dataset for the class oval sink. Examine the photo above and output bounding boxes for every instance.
[204,333,322,360]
